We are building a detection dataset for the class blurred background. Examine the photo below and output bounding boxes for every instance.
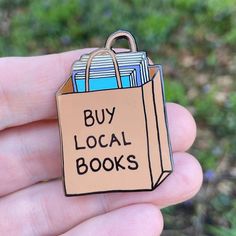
[0,0,235,235]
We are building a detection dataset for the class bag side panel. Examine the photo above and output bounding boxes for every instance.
[142,81,162,188]
[152,66,173,176]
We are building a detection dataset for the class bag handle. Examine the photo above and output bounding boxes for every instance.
[85,48,122,92]
[105,30,137,52]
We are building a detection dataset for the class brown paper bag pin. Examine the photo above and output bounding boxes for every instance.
[56,30,173,196]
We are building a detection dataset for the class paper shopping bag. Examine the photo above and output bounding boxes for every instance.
[56,31,173,196]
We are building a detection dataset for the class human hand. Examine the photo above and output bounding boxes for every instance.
[0,49,202,235]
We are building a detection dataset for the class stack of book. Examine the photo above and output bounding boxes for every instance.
[72,51,150,92]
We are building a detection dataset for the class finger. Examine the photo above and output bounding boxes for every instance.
[0,48,127,131]
[0,48,95,130]
[107,152,203,209]
[167,103,196,151]
[0,153,202,235]
[63,204,163,236]
[0,120,60,196]
[0,103,196,196]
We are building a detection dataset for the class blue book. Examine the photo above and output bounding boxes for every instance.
[72,67,136,92]
[74,51,149,87]
[72,66,137,92]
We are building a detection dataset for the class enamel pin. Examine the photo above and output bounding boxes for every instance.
[56,30,173,196]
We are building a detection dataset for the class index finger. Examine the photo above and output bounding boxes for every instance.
[0,48,95,130]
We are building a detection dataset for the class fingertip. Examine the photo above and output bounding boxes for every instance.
[122,204,164,236]
[135,204,164,236]
[167,103,197,152]
[175,152,203,187]
[159,152,203,207]
[152,206,164,235]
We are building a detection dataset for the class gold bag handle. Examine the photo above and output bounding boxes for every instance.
[105,30,137,52]
[85,48,122,92]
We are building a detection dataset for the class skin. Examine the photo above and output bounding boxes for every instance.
[0,48,203,236]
